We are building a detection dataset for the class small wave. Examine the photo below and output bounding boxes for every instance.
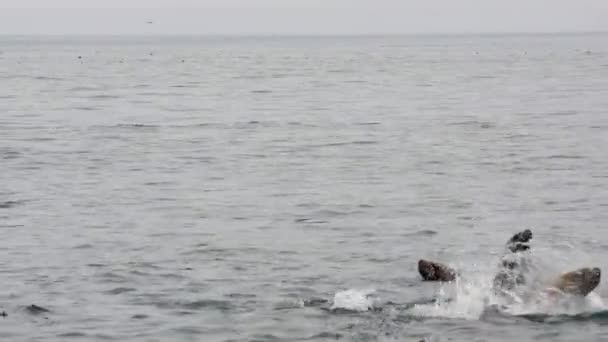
[549,110,578,116]
[24,136,56,142]
[72,106,99,111]
[88,123,159,131]
[72,243,94,249]
[304,298,330,307]
[69,86,104,92]
[319,140,378,147]
[344,79,366,84]
[249,334,281,342]
[470,75,497,79]
[225,293,256,299]
[274,299,305,310]
[447,120,494,129]
[302,332,343,340]
[232,74,265,80]
[126,261,162,270]
[180,246,236,257]
[97,271,129,283]
[136,91,187,97]
[316,209,356,217]
[57,332,87,338]
[327,69,353,73]
[0,200,25,209]
[367,257,394,263]
[170,84,196,88]
[105,287,136,295]
[143,181,175,186]
[179,299,235,312]
[294,218,329,224]
[402,229,438,237]
[518,309,608,324]
[546,154,585,160]
[88,94,122,100]
[33,76,63,81]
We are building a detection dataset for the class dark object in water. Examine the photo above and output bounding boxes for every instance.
[418,259,456,281]
[1,311,6,317]
[507,229,532,244]
[506,229,532,253]
[493,229,534,292]
[26,304,50,315]
[552,267,601,296]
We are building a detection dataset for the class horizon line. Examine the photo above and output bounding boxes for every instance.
[1,30,607,38]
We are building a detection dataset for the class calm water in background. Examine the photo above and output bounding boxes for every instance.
[1,34,608,341]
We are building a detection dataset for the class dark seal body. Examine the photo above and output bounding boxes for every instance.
[418,259,456,281]
[493,229,533,293]
[552,267,601,296]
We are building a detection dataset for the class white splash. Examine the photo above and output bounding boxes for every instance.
[410,262,607,320]
[410,274,497,319]
[331,288,378,312]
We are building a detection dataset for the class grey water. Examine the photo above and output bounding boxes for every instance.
[1,34,608,341]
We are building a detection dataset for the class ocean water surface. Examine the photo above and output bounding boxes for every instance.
[1,34,608,341]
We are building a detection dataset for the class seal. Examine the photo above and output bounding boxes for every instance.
[417,230,533,283]
[492,229,533,293]
[417,230,602,298]
[548,267,601,296]
[491,229,602,298]
[418,259,456,282]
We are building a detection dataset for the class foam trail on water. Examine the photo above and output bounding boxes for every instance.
[331,289,378,312]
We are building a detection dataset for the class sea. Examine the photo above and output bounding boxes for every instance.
[1,33,608,341]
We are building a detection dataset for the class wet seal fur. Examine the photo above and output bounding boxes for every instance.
[549,267,601,296]
[492,229,533,293]
[418,259,456,282]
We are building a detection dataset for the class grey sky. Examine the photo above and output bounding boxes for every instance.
[1,0,607,35]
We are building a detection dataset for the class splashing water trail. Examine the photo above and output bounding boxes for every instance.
[331,289,378,312]
[410,272,498,319]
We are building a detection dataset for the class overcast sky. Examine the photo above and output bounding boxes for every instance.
[1,0,607,35]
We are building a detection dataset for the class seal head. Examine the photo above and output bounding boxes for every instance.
[418,259,456,282]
